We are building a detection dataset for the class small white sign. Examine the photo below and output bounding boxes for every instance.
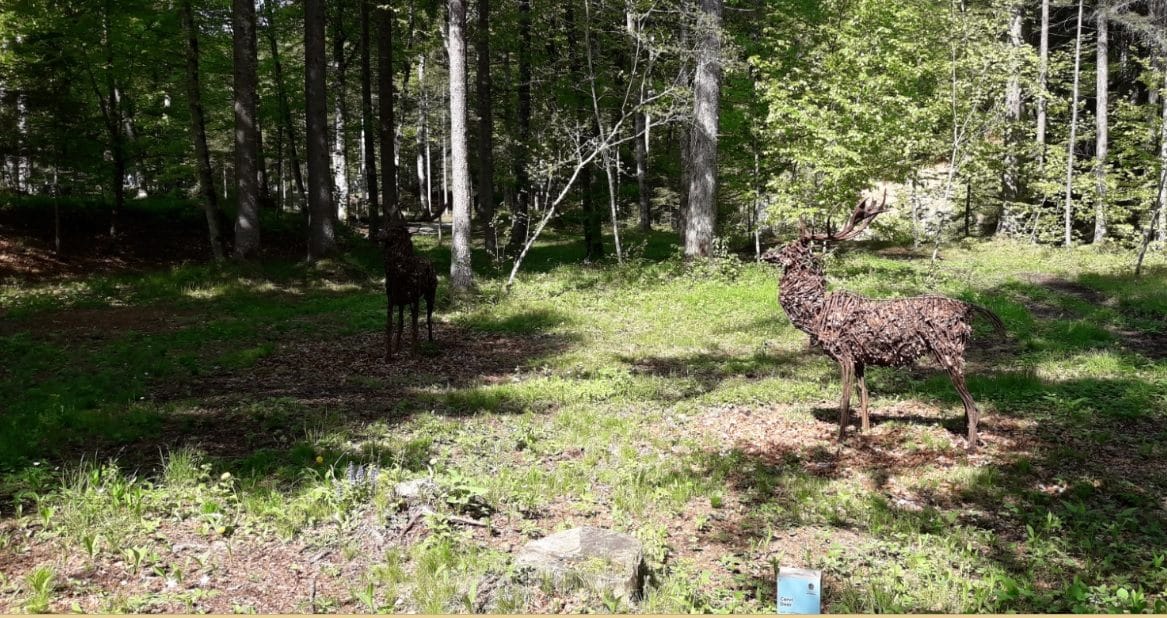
[777,567,822,614]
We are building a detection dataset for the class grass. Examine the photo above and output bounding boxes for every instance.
[2,213,1167,612]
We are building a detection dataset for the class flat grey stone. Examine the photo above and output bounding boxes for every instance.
[514,526,645,600]
[394,478,438,500]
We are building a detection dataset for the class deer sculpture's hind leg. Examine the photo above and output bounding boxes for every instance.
[837,360,855,441]
[410,301,420,348]
[396,305,405,354]
[385,296,395,360]
[947,369,980,451]
[425,291,435,342]
[856,363,870,432]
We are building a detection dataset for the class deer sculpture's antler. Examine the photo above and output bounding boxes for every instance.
[800,189,888,242]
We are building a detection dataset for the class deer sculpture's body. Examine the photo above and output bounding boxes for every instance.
[762,196,1004,450]
[380,221,437,359]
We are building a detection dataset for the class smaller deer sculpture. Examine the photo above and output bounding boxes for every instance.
[762,195,1005,450]
[379,220,437,360]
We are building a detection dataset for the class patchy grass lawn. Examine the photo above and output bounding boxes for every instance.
[2,225,1167,613]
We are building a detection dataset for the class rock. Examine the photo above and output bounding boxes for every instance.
[514,526,645,600]
[393,478,437,500]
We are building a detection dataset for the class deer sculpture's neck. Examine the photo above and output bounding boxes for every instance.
[778,244,828,336]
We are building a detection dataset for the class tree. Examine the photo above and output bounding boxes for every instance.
[306,0,335,260]
[180,0,225,261]
[449,0,474,295]
[997,1,1023,236]
[264,0,306,208]
[360,0,379,235]
[378,2,397,225]
[1093,2,1109,243]
[684,0,722,258]
[507,0,532,256]
[233,0,260,259]
[476,0,497,259]
[332,0,350,221]
[1036,0,1050,168]
[1065,0,1085,247]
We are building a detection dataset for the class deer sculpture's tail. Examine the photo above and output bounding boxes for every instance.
[968,303,1006,334]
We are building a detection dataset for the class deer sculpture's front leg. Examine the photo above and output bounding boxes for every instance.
[836,359,856,441]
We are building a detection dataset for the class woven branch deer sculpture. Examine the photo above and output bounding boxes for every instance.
[379,220,437,360]
[762,195,1005,450]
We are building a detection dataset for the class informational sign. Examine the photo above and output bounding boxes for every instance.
[777,567,822,614]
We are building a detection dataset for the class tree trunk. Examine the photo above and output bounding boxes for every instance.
[582,156,604,261]
[684,0,722,258]
[360,0,380,236]
[476,0,497,259]
[417,55,430,215]
[332,0,350,222]
[250,15,270,209]
[180,0,225,261]
[306,0,335,259]
[378,3,397,224]
[507,0,532,255]
[101,0,125,238]
[233,0,261,259]
[1036,0,1049,167]
[1159,58,1167,244]
[1093,4,1109,243]
[1064,0,1085,247]
[265,0,306,208]
[583,0,622,263]
[449,0,474,295]
[997,1,1023,237]
[636,110,650,232]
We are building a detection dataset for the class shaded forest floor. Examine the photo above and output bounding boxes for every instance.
[2,197,1167,612]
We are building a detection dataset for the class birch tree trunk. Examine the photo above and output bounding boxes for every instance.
[684,0,722,258]
[181,0,226,261]
[306,0,336,259]
[417,55,430,215]
[332,1,350,222]
[449,0,475,295]
[1093,4,1109,243]
[233,0,261,258]
[1065,0,1085,247]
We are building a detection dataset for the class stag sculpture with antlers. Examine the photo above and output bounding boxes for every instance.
[761,194,1004,450]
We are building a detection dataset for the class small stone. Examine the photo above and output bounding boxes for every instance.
[514,526,645,601]
[394,478,438,500]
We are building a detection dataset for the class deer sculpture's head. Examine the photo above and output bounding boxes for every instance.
[761,191,889,271]
[376,217,416,258]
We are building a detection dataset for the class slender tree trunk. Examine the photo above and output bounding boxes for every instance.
[360,0,379,236]
[306,0,335,259]
[636,110,650,232]
[476,0,497,259]
[265,0,306,208]
[449,0,474,294]
[250,15,270,209]
[997,1,1023,236]
[1093,4,1109,243]
[1036,0,1049,167]
[1158,58,1167,244]
[1065,0,1085,247]
[332,0,350,222]
[507,0,532,255]
[233,0,260,258]
[684,0,723,258]
[583,0,622,263]
[378,3,397,224]
[181,0,226,261]
[417,55,430,215]
[101,1,125,238]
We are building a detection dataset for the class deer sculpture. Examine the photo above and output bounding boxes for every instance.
[378,219,437,360]
[761,195,1005,450]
